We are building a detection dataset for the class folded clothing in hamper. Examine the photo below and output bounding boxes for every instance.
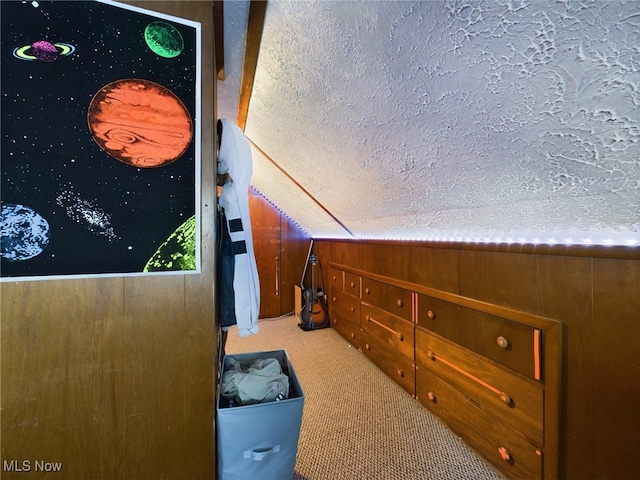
[220,356,289,405]
[217,350,304,480]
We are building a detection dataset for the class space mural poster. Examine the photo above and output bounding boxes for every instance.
[1,0,202,280]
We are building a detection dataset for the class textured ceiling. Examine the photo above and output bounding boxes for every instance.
[219,1,640,246]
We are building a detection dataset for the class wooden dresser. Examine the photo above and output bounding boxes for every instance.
[360,277,415,396]
[329,263,562,480]
[328,268,362,347]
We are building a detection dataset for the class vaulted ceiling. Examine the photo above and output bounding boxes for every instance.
[217,0,640,247]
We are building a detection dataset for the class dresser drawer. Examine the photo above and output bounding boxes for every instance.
[361,303,414,360]
[417,294,540,379]
[331,311,360,348]
[417,368,542,480]
[361,330,415,396]
[329,267,344,291]
[361,278,412,321]
[330,288,360,323]
[416,329,543,444]
[344,272,361,296]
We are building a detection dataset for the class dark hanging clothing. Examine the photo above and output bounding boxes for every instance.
[217,207,236,329]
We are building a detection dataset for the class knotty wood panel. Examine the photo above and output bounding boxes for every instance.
[592,258,640,480]
[1,3,216,479]
[426,247,460,294]
[357,243,413,280]
[249,190,310,317]
[316,241,461,295]
[249,191,282,318]
[1,279,126,479]
[317,240,360,279]
[459,249,538,313]
[280,216,311,314]
[124,275,210,479]
[538,255,594,479]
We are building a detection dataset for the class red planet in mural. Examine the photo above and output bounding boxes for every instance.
[87,79,192,168]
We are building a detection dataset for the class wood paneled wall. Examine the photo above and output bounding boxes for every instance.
[279,217,311,314]
[249,189,311,318]
[249,190,283,318]
[1,2,216,479]
[315,239,640,480]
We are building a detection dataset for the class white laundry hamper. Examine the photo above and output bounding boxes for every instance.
[216,350,304,480]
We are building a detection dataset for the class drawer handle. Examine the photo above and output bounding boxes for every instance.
[427,391,436,403]
[365,343,370,351]
[351,332,356,339]
[332,296,337,302]
[427,351,513,406]
[498,446,512,462]
[496,336,510,349]
[351,306,356,313]
[365,287,370,295]
[332,275,337,281]
[396,299,404,307]
[427,310,435,320]
[396,369,404,378]
[366,315,404,341]
[332,318,337,324]
[350,281,355,288]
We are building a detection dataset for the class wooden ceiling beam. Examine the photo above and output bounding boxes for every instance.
[213,1,225,80]
[237,0,267,131]
[248,140,355,238]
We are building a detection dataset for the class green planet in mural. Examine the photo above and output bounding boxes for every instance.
[144,215,196,272]
[144,21,184,58]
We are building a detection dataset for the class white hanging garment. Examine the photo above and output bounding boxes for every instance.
[218,118,260,337]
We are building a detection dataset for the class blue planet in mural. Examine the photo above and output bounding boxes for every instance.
[0,203,50,261]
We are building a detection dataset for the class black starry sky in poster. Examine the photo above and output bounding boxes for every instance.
[1,0,200,279]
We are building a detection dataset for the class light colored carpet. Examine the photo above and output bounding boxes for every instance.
[224,315,503,480]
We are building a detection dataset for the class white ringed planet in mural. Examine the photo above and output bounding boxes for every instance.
[13,40,75,62]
